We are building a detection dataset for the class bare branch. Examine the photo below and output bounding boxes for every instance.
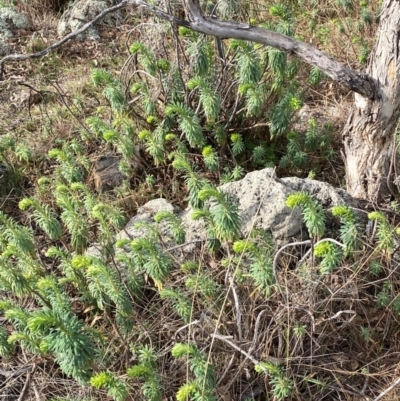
[273,240,311,285]
[181,0,376,98]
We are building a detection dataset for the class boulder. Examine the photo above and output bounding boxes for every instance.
[0,7,30,55]
[179,169,356,252]
[85,198,179,258]
[110,169,358,256]
[57,0,122,40]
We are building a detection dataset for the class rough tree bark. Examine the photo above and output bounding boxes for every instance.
[2,0,399,200]
[342,0,400,200]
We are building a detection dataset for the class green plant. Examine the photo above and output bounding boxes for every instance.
[91,69,126,111]
[0,211,35,255]
[154,211,185,244]
[280,119,333,172]
[192,187,241,244]
[286,192,325,238]
[6,277,97,383]
[48,139,89,183]
[159,288,192,323]
[72,255,133,332]
[46,246,88,294]
[377,281,391,308]
[187,77,221,122]
[255,361,294,400]
[91,371,128,401]
[185,271,222,311]
[0,326,14,357]
[313,240,342,274]
[172,343,216,401]
[172,152,209,208]
[293,323,307,338]
[233,230,275,297]
[202,145,219,171]
[127,345,163,401]
[368,211,395,255]
[230,133,245,156]
[331,205,361,256]
[54,184,90,254]
[19,197,62,240]
[360,326,373,343]
[117,223,173,289]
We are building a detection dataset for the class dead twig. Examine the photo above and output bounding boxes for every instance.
[0,365,34,379]
[227,273,242,341]
[17,365,36,401]
[372,377,400,401]
[209,333,285,364]
[273,240,311,285]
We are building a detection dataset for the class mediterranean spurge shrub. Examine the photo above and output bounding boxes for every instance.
[172,343,217,401]
[331,204,361,256]
[192,187,241,245]
[127,345,163,401]
[233,229,275,296]
[2,277,97,383]
[18,197,62,240]
[286,192,325,238]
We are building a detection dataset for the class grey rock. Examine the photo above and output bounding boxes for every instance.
[280,176,353,208]
[85,168,361,263]
[177,168,304,253]
[117,198,179,242]
[111,169,358,257]
[219,169,303,239]
[57,0,122,40]
[93,155,124,192]
[0,7,29,55]
[0,7,29,35]
[86,198,179,259]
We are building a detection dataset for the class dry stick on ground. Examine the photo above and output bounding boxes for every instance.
[209,333,285,365]
[227,273,242,341]
[272,240,311,286]
[373,377,400,401]
[17,365,36,401]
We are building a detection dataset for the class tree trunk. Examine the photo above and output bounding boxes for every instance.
[342,0,400,200]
